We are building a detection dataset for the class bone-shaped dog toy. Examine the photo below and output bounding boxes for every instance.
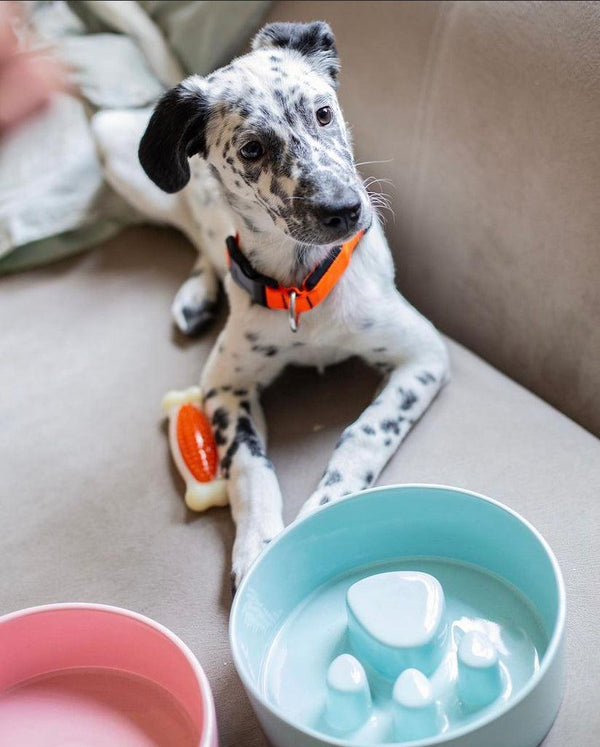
[162,387,228,511]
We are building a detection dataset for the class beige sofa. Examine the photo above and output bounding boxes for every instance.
[1,2,599,745]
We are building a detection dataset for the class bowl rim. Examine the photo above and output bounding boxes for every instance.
[230,483,567,747]
[0,601,217,747]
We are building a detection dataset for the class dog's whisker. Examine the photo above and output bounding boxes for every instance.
[355,158,394,167]
[367,190,393,207]
[370,197,394,212]
[363,177,395,192]
[369,194,393,207]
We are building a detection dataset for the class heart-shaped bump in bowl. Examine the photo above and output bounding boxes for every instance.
[346,571,447,679]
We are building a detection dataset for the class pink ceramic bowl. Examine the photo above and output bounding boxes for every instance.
[0,603,218,747]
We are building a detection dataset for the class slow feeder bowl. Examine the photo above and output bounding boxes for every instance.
[0,603,217,746]
[230,485,565,747]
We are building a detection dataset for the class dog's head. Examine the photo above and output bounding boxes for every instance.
[139,21,372,249]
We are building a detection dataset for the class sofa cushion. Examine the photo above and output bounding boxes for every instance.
[1,226,598,745]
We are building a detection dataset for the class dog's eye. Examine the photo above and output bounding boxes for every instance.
[239,141,264,161]
[316,106,333,126]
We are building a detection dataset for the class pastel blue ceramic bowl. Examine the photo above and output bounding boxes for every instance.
[230,485,566,747]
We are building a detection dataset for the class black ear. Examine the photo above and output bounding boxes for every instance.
[138,81,210,194]
[252,21,339,88]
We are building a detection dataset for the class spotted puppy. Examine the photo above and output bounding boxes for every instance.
[94,22,449,588]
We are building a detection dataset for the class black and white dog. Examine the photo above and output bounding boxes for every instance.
[94,22,449,588]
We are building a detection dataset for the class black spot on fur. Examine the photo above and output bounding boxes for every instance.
[399,389,418,410]
[323,469,342,486]
[283,107,295,127]
[417,371,437,385]
[381,419,401,435]
[209,164,223,184]
[204,388,218,400]
[245,331,259,342]
[179,300,217,336]
[373,346,387,353]
[384,438,391,447]
[361,425,376,436]
[240,400,251,413]
[252,344,278,357]
[233,388,248,396]
[220,415,266,478]
[364,471,374,485]
[212,407,230,432]
[319,495,330,506]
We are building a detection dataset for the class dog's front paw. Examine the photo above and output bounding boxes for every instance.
[172,287,218,338]
[231,531,277,595]
[173,299,218,336]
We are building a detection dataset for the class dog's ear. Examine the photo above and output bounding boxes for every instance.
[139,80,210,194]
[252,21,339,88]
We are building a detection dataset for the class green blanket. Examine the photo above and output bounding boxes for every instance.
[0,0,270,274]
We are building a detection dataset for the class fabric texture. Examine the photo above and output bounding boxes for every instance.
[0,0,271,274]
[1,225,599,746]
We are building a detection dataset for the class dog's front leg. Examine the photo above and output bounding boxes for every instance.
[298,323,449,518]
[203,384,283,589]
[202,340,285,590]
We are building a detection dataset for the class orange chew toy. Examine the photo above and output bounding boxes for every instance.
[162,387,228,512]
[176,404,218,483]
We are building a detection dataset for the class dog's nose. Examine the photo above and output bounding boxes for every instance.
[318,200,362,232]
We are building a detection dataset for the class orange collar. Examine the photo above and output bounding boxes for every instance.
[226,230,365,331]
